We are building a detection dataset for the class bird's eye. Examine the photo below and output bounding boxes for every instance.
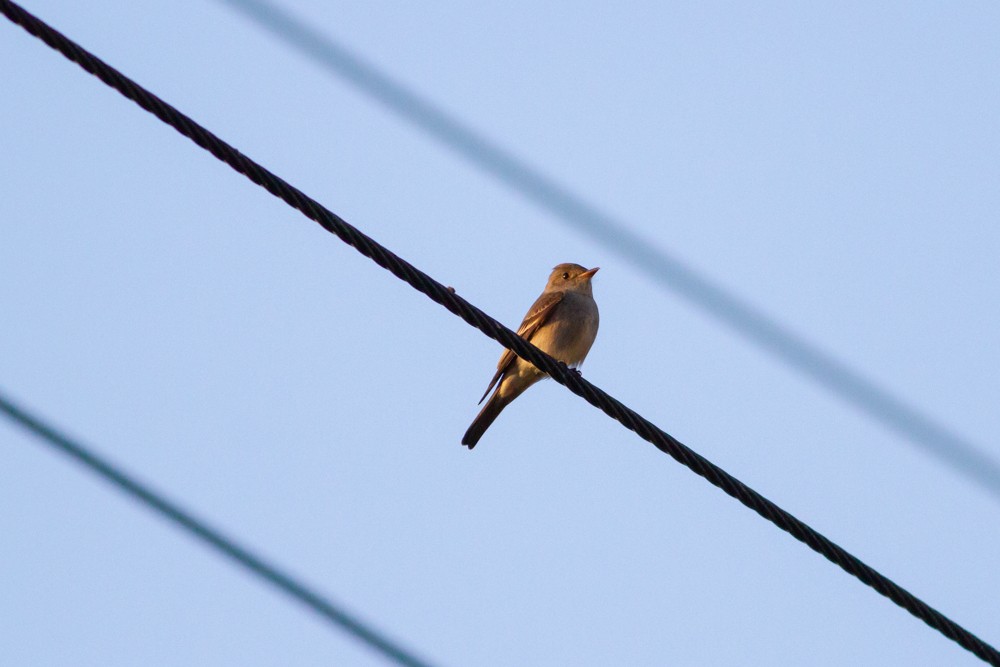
[561,272,570,280]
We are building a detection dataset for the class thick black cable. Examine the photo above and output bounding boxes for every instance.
[1,2,996,664]
[214,0,1000,503]
[0,392,439,667]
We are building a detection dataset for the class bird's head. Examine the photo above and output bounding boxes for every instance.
[546,263,599,295]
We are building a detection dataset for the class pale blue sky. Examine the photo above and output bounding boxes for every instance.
[2,2,999,665]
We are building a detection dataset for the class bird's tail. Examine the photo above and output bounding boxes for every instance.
[462,391,510,449]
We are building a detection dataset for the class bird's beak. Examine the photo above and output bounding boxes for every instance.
[579,267,600,280]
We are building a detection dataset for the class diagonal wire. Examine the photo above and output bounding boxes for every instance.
[2,2,996,662]
[0,391,439,667]
[212,0,1000,502]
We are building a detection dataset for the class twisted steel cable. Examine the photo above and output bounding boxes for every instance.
[1,2,996,664]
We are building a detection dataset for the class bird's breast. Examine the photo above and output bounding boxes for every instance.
[532,292,599,367]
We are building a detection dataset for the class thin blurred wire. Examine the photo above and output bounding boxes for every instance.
[2,3,996,661]
[213,0,1000,502]
[0,391,440,667]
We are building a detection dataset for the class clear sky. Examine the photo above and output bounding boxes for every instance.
[2,1,999,665]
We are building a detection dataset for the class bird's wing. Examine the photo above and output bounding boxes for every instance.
[478,290,565,404]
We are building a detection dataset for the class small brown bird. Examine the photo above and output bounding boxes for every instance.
[462,263,600,448]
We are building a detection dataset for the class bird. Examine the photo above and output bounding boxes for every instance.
[462,263,600,448]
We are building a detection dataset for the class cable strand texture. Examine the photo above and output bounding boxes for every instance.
[0,2,996,664]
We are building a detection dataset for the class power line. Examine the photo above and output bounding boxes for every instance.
[1,2,996,663]
[0,391,440,667]
[212,0,1000,502]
